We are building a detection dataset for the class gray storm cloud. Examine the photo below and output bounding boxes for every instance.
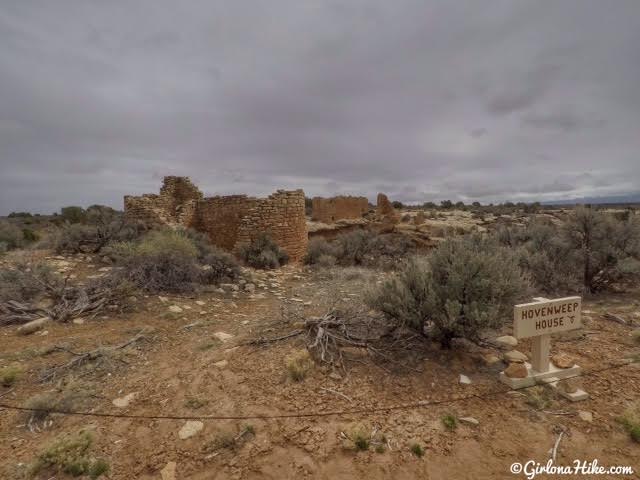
[1,0,639,213]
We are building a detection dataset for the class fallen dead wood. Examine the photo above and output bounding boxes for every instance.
[304,309,421,369]
[550,425,569,463]
[0,301,50,326]
[40,333,147,382]
[1,274,132,327]
[320,387,353,403]
[603,312,627,325]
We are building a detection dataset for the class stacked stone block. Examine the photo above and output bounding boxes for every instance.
[124,178,308,262]
[311,196,369,223]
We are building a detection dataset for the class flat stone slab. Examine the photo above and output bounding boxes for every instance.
[548,380,590,402]
[499,363,583,390]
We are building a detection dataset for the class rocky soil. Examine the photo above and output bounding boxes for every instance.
[0,251,639,479]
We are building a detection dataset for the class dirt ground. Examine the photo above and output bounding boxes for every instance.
[1,252,639,480]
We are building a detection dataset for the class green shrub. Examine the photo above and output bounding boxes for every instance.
[334,230,374,266]
[0,366,20,387]
[563,207,640,292]
[499,210,640,294]
[618,402,640,443]
[23,392,81,424]
[22,228,39,243]
[442,414,457,431]
[54,207,146,254]
[410,443,425,457]
[238,233,289,269]
[29,431,109,478]
[310,230,413,269]
[304,237,340,265]
[0,221,24,250]
[344,424,370,451]
[525,385,552,410]
[118,230,201,293]
[368,235,528,348]
[54,224,98,253]
[0,263,61,303]
[60,206,87,224]
[201,249,241,285]
[285,349,313,382]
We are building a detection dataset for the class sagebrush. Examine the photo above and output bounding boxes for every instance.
[368,235,528,347]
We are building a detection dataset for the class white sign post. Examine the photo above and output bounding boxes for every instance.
[500,296,588,401]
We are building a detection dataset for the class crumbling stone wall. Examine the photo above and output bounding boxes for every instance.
[311,196,369,223]
[124,176,203,227]
[124,177,307,261]
[376,193,400,233]
[236,190,308,261]
[195,195,257,251]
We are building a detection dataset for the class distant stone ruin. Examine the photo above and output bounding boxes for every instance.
[311,196,370,223]
[124,177,308,261]
[375,193,400,232]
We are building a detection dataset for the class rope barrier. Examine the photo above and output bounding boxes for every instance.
[0,360,634,422]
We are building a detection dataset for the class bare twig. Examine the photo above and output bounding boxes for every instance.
[40,333,146,382]
[320,387,353,403]
[551,426,568,463]
[0,388,15,399]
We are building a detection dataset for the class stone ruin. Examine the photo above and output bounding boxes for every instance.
[375,193,400,232]
[124,176,308,261]
[311,196,370,223]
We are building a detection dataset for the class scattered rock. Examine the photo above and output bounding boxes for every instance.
[494,335,518,349]
[244,283,256,293]
[213,360,228,368]
[328,372,342,381]
[459,374,472,385]
[213,331,234,342]
[504,362,528,379]
[459,416,479,426]
[551,353,575,369]
[504,350,528,363]
[195,300,205,306]
[556,378,579,394]
[112,392,136,408]
[72,318,85,325]
[221,283,239,292]
[160,461,177,480]
[16,317,50,335]
[168,305,183,313]
[578,411,593,423]
[483,354,502,366]
[179,420,204,439]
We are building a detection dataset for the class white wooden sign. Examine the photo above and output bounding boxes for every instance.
[514,296,582,339]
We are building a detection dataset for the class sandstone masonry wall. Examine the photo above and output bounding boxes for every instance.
[195,195,257,251]
[236,190,308,261]
[311,196,369,223]
[124,177,307,262]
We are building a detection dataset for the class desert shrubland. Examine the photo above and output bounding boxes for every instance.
[368,235,529,348]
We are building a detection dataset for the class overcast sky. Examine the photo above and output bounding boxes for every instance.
[1,1,639,214]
